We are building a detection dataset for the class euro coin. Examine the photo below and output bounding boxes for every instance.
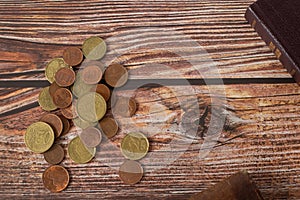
[77,92,106,122]
[99,117,118,139]
[120,132,149,160]
[119,160,143,185]
[82,36,106,60]
[38,87,57,111]
[54,67,75,87]
[68,136,96,164]
[104,63,128,88]
[43,165,69,192]
[25,122,55,153]
[63,47,83,66]
[43,144,64,165]
[79,127,102,148]
[40,113,63,138]
[45,58,69,83]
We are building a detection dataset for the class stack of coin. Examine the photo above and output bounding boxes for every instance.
[24,36,142,192]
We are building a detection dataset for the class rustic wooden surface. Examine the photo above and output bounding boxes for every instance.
[0,0,300,199]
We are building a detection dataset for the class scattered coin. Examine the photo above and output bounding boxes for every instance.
[99,117,118,139]
[38,87,57,111]
[94,84,111,101]
[61,102,78,119]
[79,127,102,148]
[72,71,95,98]
[120,132,149,160]
[77,92,107,122]
[25,122,55,153]
[73,117,98,129]
[68,136,96,164]
[119,160,143,185]
[54,67,76,87]
[114,97,137,117]
[53,88,72,109]
[45,58,69,83]
[63,47,83,66]
[82,65,103,85]
[40,113,63,138]
[49,81,61,97]
[59,115,70,136]
[104,63,128,88]
[82,36,106,60]
[43,165,69,193]
[43,144,65,165]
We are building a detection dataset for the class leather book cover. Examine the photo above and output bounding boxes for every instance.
[245,0,300,84]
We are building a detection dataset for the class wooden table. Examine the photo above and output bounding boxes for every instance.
[1,1,299,199]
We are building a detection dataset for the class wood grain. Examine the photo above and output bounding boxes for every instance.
[0,0,292,81]
[1,0,300,199]
[1,84,300,199]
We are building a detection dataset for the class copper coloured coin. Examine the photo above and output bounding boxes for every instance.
[119,160,143,185]
[63,46,83,66]
[49,81,61,97]
[82,65,102,85]
[53,88,72,109]
[104,63,128,87]
[43,165,69,193]
[94,84,110,101]
[61,101,78,119]
[54,67,75,87]
[114,97,137,117]
[43,144,64,165]
[58,115,70,136]
[79,127,102,148]
[40,113,63,138]
[99,117,118,138]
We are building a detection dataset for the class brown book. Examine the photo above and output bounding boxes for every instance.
[188,171,264,200]
[245,0,300,84]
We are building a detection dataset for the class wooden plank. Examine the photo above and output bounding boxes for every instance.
[1,83,300,199]
[0,0,292,81]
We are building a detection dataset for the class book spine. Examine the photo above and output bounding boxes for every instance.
[245,6,300,85]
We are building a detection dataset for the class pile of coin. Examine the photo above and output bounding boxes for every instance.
[24,36,150,192]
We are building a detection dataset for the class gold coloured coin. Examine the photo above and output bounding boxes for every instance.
[38,87,57,111]
[82,36,106,60]
[77,92,106,122]
[25,122,55,153]
[68,136,96,164]
[120,132,149,160]
[45,58,69,83]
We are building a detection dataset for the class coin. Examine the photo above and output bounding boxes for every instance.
[77,92,106,122]
[79,127,102,148]
[119,160,143,185]
[38,87,57,111]
[104,63,128,88]
[43,144,64,165]
[59,115,70,136]
[94,84,111,101]
[80,60,105,73]
[40,113,63,138]
[45,58,69,83]
[68,136,96,164]
[24,122,55,153]
[73,117,98,129]
[82,36,106,60]
[114,97,137,117]
[82,65,102,85]
[54,67,76,87]
[72,71,95,98]
[63,46,83,66]
[53,88,72,109]
[43,165,69,193]
[99,117,118,139]
[61,102,78,119]
[49,81,61,97]
[120,132,149,160]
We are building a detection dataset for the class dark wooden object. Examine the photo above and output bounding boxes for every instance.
[189,171,264,200]
[0,1,300,199]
